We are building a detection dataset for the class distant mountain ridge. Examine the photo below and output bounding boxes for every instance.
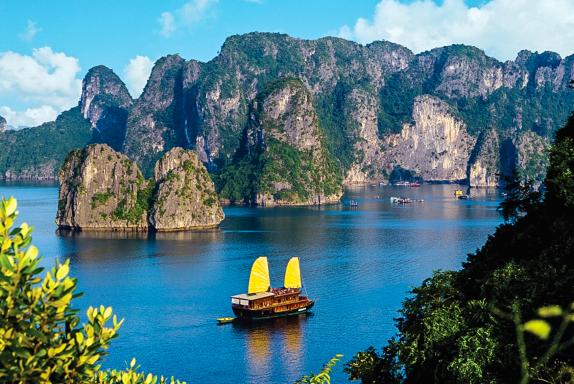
[1,33,573,198]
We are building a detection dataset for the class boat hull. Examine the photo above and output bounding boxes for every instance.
[232,300,314,321]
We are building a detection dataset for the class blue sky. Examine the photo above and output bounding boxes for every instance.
[1,0,573,127]
[1,0,378,71]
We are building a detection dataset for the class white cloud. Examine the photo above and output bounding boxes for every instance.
[0,47,82,127]
[158,12,175,37]
[0,105,58,128]
[181,0,217,23]
[123,55,154,98]
[339,0,574,61]
[157,0,218,37]
[19,20,41,41]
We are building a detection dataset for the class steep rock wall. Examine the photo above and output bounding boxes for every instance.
[219,78,343,205]
[9,33,574,187]
[0,115,6,133]
[57,145,224,231]
[123,55,186,174]
[468,128,500,187]
[79,66,133,150]
[342,88,385,184]
[383,95,476,182]
[56,144,149,231]
[150,148,224,230]
[252,79,343,205]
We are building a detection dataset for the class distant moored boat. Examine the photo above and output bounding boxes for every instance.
[390,196,424,204]
[230,257,314,321]
[394,181,421,187]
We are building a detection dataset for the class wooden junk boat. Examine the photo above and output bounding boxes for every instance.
[230,257,314,320]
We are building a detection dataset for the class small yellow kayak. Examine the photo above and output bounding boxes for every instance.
[217,317,235,325]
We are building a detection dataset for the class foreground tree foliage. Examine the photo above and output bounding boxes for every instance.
[296,354,344,384]
[0,197,185,383]
[346,113,574,383]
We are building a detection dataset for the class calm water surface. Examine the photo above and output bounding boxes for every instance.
[0,183,503,383]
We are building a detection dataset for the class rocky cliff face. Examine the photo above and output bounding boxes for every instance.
[150,147,224,230]
[123,55,187,174]
[56,144,149,230]
[79,66,133,151]
[342,87,385,184]
[259,79,342,205]
[0,115,6,133]
[181,35,413,174]
[383,95,476,182]
[219,79,342,205]
[56,144,224,231]
[141,34,572,190]
[3,161,60,181]
[468,128,500,187]
[7,33,574,190]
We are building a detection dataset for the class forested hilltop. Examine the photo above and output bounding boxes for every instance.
[0,108,91,180]
[2,33,573,202]
[344,113,574,383]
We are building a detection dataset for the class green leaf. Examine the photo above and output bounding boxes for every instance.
[24,245,39,261]
[0,254,14,270]
[56,261,69,280]
[523,319,552,340]
[5,196,17,216]
[537,305,563,317]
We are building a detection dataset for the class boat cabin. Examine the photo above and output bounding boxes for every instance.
[231,292,275,310]
[231,288,302,310]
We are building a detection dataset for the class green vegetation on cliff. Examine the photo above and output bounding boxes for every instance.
[215,136,342,205]
[215,78,342,204]
[111,177,155,225]
[346,113,574,383]
[314,81,358,169]
[0,108,92,179]
[256,137,341,202]
[2,34,574,186]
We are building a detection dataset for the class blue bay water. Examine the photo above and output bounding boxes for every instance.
[0,183,503,383]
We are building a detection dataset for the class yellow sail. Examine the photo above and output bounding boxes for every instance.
[248,257,271,294]
[284,257,301,289]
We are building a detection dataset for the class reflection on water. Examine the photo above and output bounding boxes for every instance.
[0,183,504,383]
[234,315,308,383]
[56,228,151,240]
[56,228,222,242]
[55,228,224,264]
[153,230,222,242]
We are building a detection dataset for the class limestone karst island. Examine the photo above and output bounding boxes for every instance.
[1,1,574,383]
[56,144,224,231]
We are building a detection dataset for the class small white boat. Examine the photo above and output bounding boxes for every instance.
[390,196,424,204]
